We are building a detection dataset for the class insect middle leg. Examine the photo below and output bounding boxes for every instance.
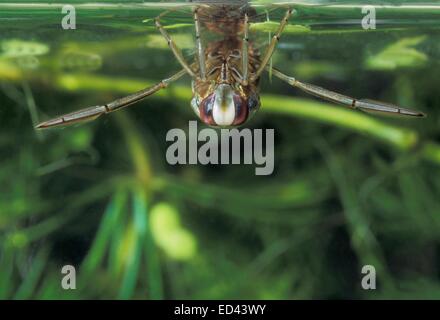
[241,12,250,85]
[194,8,206,80]
[155,11,197,78]
[251,7,293,81]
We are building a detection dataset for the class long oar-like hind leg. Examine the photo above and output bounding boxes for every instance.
[36,69,186,129]
[270,67,426,117]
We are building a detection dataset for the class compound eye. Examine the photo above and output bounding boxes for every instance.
[232,95,248,126]
[191,96,200,116]
[199,94,216,126]
[248,94,260,114]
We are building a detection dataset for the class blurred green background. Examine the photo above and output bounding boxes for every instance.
[1,0,440,299]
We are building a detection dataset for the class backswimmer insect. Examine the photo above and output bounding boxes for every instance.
[36,0,425,129]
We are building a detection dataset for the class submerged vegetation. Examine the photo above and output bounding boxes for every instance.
[1,0,440,299]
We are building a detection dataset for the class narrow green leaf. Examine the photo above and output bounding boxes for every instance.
[81,190,127,276]
[14,248,49,299]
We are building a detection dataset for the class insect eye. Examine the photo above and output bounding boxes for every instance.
[199,94,216,126]
[248,94,260,114]
[191,96,201,116]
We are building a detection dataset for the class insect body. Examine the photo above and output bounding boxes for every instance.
[191,25,261,126]
[36,1,425,129]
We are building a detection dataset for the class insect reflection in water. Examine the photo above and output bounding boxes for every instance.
[36,0,425,129]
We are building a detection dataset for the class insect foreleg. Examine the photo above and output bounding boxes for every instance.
[155,11,197,78]
[251,7,293,81]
